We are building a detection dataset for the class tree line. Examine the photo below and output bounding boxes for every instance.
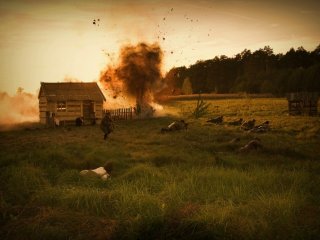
[164,45,320,95]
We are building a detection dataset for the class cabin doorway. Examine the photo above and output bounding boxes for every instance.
[82,101,95,121]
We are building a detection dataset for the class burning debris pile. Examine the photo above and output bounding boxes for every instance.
[99,42,164,117]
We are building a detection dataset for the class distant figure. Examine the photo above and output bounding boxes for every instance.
[161,120,188,133]
[100,112,114,140]
[227,118,243,126]
[207,116,223,124]
[52,113,60,127]
[239,138,262,153]
[241,119,256,130]
[249,121,270,133]
[75,117,84,126]
[135,103,141,115]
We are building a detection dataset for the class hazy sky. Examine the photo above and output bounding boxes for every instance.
[0,0,319,94]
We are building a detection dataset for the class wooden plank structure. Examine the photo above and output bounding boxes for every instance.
[105,107,134,120]
[38,82,106,126]
[287,92,319,116]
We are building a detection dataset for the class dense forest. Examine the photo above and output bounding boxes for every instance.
[165,45,320,95]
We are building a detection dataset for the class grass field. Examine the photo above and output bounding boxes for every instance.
[1,98,319,240]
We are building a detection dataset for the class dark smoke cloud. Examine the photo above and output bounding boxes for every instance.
[99,42,164,108]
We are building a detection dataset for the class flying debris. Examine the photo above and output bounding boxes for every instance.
[171,51,173,54]
[102,50,111,57]
[93,18,100,26]
[163,37,165,41]
[163,17,166,21]
[171,8,174,11]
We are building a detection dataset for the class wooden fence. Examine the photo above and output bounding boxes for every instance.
[104,107,134,120]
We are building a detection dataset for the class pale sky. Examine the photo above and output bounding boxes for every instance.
[0,0,319,95]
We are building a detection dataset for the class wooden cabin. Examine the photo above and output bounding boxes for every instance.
[287,92,319,116]
[38,82,106,125]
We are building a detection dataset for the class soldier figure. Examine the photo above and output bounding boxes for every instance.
[161,119,188,133]
[100,112,114,140]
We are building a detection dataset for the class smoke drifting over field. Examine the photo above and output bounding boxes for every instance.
[99,42,164,112]
[0,90,39,125]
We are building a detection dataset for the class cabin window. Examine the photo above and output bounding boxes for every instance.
[57,101,66,112]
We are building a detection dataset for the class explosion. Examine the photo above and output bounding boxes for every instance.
[99,42,164,117]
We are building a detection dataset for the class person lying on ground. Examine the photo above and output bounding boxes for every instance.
[206,116,223,124]
[161,120,188,133]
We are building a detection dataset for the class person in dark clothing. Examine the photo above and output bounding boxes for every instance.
[207,116,223,124]
[100,112,114,140]
[75,117,84,126]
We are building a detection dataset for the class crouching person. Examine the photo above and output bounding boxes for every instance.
[75,117,84,126]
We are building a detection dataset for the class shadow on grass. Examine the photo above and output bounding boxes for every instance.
[111,217,227,240]
[0,207,116,240]
[261,146,309,160]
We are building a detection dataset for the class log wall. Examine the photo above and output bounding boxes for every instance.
[39,99,105,125]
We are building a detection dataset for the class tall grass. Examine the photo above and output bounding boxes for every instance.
[0,98,319,239]
[1,165,49,204]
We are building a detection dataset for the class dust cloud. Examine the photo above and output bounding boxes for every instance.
[0,89,39,125]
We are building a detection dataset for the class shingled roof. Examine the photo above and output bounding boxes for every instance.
[39,82,106,101]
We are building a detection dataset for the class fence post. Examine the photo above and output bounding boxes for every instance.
[105,107,136,120]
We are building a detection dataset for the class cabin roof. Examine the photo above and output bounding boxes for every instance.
[287,92,319,101]
[39,82,106,101]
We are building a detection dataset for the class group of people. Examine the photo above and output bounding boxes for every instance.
[206,116,271,133]
[82,114,270,181]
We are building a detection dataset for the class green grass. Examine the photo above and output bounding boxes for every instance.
[0,98,319,239]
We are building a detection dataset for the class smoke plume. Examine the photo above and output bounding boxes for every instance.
[99,42,164,114]
[0,89,39,125]
[63,76,81,82]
